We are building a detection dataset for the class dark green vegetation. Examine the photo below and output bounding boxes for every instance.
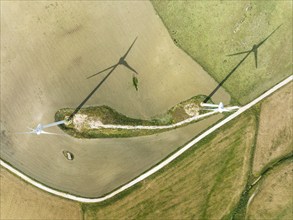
[81,84,292,219]
[55,95,211,138]
[81,107,257,220]
[246,159,293,220]
[132,76,138,91]
[151,1,292,104]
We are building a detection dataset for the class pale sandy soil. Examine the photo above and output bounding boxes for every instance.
[253,82,293,175]
[1,1,229,196]
[0,167,82,220]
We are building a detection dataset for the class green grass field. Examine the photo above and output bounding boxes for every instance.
[151,1,292,104]
[81,81,292,219]
[247,160,293,220]
[82,109,257,219]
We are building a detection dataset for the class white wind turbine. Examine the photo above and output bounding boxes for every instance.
[17,120,66,136]
[200,102,240,113]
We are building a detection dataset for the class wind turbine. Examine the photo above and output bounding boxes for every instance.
[227,24,282,68]
[16,120,66,136]
[200,102,240,113]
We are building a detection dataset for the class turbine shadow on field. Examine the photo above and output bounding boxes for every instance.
[203,25,282,103]
[68,37,139,120]
[87,37,139,79]
[68,66,118,121]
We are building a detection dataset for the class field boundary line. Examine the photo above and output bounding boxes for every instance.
[1,75,292,203]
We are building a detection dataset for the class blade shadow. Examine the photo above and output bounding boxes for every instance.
[122,36,138,59]
[205,25,282,103]
[227,50,252,56]
[256,24,282,48]
[68,65,118,121]
[87,37,139,79]
[203,50,251,103]
[254,49,258,68]
[69,37,139,120]
[121,60,139,74]
[87,64,117,79]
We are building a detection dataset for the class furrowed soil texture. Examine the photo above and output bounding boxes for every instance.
[1,1,229,196]
[0,167,82,220]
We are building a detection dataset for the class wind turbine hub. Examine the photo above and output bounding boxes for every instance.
[119,57,125,64]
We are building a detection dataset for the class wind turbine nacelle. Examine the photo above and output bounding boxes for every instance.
[36,124,43,135]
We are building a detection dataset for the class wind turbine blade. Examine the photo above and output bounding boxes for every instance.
[122,37,138,59]
[15,131,34,134]
[122,61,139,74]
[87,64,117,79]
[42,120,66,129]
[41,131,64,136]
[256,24,282,48]
[202,108,217,111]
[27,127,34,131]
[226,106,240,110]
[254,49,258,68]
[227,50,251,56]
[201,103,219,107]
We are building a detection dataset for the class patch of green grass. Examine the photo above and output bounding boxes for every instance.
[151,1,292,104]
[246,159,293,220]
[55,95,212,138]
[81,109,257,219]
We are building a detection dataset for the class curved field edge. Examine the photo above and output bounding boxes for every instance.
[0,77,291,218]
[151,0,292,105]
[55,95,214,138]
[247,159,293,220]
[0,110,225,199]
[229,83,293,219]
[81,78,292,219]
[81,108,257,219]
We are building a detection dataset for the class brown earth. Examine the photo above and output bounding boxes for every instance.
[0,167,82,220]
[1,1,229,197]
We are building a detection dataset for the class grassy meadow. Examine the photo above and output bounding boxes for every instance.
[81,77,292,219]
[1,1,292,219]
[82,109,257,219]
[2,75,291,220]
[151,1,292,104]
[247,160,293,220]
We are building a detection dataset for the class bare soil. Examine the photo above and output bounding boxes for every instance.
[1,1,229,196]
[253,82,293,176]
[0,167,82,220]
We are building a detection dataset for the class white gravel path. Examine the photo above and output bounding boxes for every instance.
[96,110,217,130]
[1,75,292,203]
